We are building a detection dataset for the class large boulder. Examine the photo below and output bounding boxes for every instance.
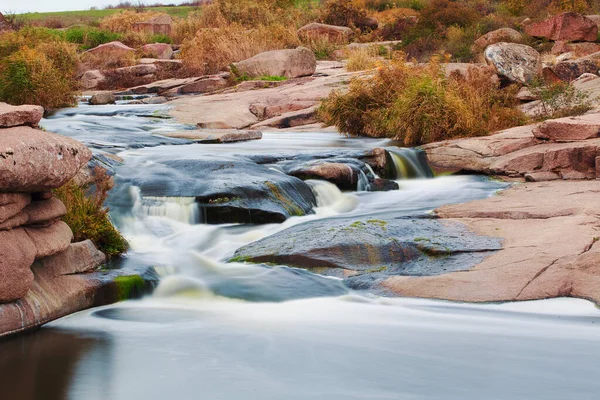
[140,43,173,60]
[232,47,317,79]
[484,42,542,84]
[297,23,355,44]
[0,126,92,192]
[473,28,523,52]
[0,103,44,128]
[533,114,600,141]
[524,12,598,42]
[550,59,599,82]
[179,76,230,94]
[86,41,135,56]
[0,229,36,303]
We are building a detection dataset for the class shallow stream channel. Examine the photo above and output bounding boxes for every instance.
[2,102,600,399]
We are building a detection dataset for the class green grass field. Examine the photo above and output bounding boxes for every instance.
[16,6,200,26]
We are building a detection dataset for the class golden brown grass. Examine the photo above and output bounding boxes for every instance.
[99,10,166,33]
[345,47,379,71]
[181,23,300,75]
[0,28,79,109]
[320,54,527,146]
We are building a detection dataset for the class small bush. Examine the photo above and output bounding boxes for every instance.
[0,28,79,109]
[319,55,526,145]
[529,80,594,120]
[345,47,379,71]
[99,10,165,33]
[64,26,122,50]
[54,168,128,259]
[322,0,368,28]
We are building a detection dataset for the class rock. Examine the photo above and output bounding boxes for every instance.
[161,129,262,143]
[232,47,317,79]
[354,16,379,31]
[86,41,135,56]
[252,106,318,129]
[525,12,598,42]
[126,76,203,94]
[23,197,67,226]
[370,178,399,191]
[0,229,36,303]
[114,64,158,77]
[25,221,73,259]
[574,72,600,84]
[550,59,599,82]
[140,43,173,60]
[132,14,173,36]
[139,58,182,66]
[297,23,355,44]
[179,76,230,94]
[116,157,317,224]
[596,156,600,178]
[385,181,600,303]
[80,70,106,90]
[586,14,600,26]
[34,240,105,277]
[473,28,523,52]
[0,103,44,128]
[231,214,502,286]
[484,42,542,84]
[249,100,317,120]
[89,93,116,105]
[197,121,235,129]
[533,114,600,141]
[0,193,31,225]
[288,161,362,191]
[234,80,288,92]
[0,126,92,192]
[551,41,600,56]
[516,86,539,102]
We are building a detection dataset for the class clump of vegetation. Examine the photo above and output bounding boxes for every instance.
[345,46,379,71]
[319,54,526,146]
[0,27,79,109]
[99,9,165,33]
[529,79,595,120]
[63,25,122,50]
[54,168,128,258]
[181,23,300,75]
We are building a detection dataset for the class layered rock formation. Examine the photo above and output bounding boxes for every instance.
[422,111,600,181]
[0,103,151,338]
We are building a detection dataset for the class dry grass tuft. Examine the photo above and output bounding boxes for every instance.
[345,47,379,71]
[99,10,166,33]
[320,54,527,145]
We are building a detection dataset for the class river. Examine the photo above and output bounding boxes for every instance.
[1,102,599,399]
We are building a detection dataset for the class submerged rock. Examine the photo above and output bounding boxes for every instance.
[231,214,502,290]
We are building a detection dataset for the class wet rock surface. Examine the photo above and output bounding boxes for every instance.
[232,214,502,291]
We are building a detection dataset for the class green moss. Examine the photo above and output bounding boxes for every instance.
[367,219,387,227]
[365,266,388,273]
[265,181,304,217]
[350,221,364,228]
[413,237,430,242]
[114,275,145,301]
[228,255,251,263]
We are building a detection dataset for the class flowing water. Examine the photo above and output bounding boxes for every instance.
[2,103,600,399]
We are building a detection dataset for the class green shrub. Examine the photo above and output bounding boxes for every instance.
[322,0,368,28]
[63,26,122,50]
[529,80,594,120]
[148,33,173,44]
[0,28,79,109]
[54,168,128,259]
[319,55,526,145]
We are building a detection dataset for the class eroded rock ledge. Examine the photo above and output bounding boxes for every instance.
[0,103,152,338]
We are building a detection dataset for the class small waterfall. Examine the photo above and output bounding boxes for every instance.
[130,186,200,224]
[386,148,433,180]
[306,180,358,214]
[357,170,371,192]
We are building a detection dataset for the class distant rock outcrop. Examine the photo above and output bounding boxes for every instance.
[524,12,598,42]
[232,47,317,79]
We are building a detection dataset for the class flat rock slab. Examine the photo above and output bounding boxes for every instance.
[533,114,600,141]
[162,129,262,143]
[231,214,502,290]
[0,103,43,128]
[384,181,600,303]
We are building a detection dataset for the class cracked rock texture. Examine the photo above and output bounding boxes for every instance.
[384,181,600,303]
